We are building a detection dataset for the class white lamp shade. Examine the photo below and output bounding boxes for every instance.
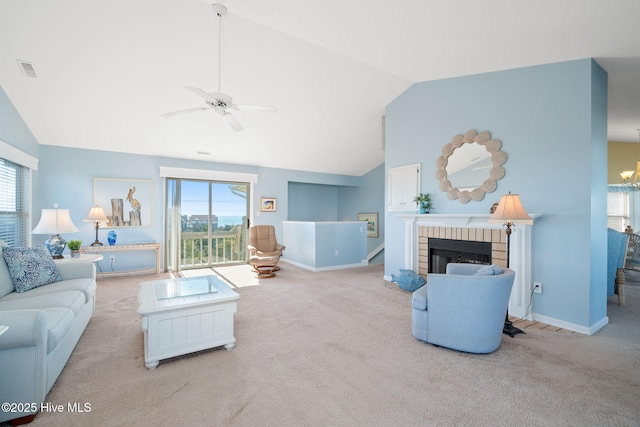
[84,206,108,225]
[32,209,80,234]
[620,171,634,180]
[488,193,533,225]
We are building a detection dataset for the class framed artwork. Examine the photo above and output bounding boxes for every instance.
[94,178,153,227]
[260,197,277,212]
[357,212,379,238]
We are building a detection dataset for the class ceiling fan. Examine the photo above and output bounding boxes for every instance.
[161,4,277,131]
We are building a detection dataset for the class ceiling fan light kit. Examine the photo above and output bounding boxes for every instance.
[161,3,276,131]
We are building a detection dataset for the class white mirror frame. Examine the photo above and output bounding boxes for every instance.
[435,130,507,204]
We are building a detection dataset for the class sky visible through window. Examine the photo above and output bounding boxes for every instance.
[180,181,246,228]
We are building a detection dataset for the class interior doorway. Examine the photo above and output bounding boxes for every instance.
[165,178,249,272]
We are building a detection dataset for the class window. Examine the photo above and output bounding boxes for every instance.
[607,191,629,231]
[0,158,30,246]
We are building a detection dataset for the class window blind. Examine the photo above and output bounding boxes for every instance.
[0,158,30,246]
[607,191,629,231]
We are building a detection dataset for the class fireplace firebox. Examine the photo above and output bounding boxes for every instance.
[428,238,491,274]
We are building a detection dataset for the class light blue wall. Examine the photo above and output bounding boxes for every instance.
[286,163,386,263]
[251,167,360,243]
[338,163,385,264]
[282,221,316,266]
[0,86,41,216]
[315,222,366,268]
[31,145,366,273]
[385,59,608,331]
[288,182,338,221]
[0,86,39,159]
[283,221,367,269]
[589,61,609,325]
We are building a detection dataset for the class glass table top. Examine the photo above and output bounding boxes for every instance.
[155,277,218,300]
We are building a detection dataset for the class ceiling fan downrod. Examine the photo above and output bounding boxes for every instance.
[212,4,227,93]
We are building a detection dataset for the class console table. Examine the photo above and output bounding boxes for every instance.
[80,243,160,278]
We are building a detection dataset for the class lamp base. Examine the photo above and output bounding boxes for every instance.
[503,315,525,337]
[46,234,67,259]
[90,241,103,246]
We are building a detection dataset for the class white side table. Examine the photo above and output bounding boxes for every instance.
[0,325,8,336]
[55,254,104,263]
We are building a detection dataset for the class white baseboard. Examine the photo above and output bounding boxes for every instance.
[532,313,609,335]
[280,258,368,272]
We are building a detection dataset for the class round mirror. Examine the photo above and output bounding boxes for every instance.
[435,130,507,203]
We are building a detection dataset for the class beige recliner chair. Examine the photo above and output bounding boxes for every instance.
[248,225,285,278]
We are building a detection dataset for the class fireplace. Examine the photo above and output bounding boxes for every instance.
[428,238,492,274]
[397,213,538,320]
[417,225,506,277]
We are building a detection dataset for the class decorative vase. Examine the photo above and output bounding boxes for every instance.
[419,203,428,214]
[107,230,117,246]
[71,250,80,258]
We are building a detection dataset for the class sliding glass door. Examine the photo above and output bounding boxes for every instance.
[165,178,249,272]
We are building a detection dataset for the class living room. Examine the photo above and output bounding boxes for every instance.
[1,1,640,425]
[2,57,611,334]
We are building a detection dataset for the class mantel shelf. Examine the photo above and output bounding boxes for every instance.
[397,213,542,227]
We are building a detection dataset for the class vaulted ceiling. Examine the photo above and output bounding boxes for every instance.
[1,0,639,176]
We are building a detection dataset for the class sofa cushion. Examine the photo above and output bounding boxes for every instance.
[43,307,76,353]
[0,240,14,299]
[0,290,86,316]
[1,247,61,293]
[0,277,96,305]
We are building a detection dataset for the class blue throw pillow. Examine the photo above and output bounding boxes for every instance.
[1,246,61,293]
[475,264,503,275]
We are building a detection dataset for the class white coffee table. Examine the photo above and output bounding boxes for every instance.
[137,275,240,370]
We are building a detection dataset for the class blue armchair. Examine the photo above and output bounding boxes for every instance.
[411,263,515,354]
[607,228,629,305]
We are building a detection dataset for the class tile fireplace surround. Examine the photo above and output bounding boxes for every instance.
[398,213,539,319]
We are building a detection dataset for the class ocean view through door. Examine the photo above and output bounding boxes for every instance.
[165,179,249,272]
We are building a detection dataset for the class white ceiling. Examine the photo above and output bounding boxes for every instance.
[1,0,639,176]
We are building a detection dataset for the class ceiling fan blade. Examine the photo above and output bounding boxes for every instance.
[223,112,244,131]
[161,107,210,118]
[185,86,214,101]
[233,104,277,113]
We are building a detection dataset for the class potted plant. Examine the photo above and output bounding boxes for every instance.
[67,240,82,258]
[413,193,433,214]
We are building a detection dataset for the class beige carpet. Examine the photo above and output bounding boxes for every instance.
[11,263,640,426]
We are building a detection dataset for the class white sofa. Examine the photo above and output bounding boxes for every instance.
[0,244,96,424]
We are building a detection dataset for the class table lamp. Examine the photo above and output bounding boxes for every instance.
[84,205,109,246]
[32,204,80,259]
[488,192,533,337]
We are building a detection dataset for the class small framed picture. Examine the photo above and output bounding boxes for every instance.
[357,212,379,238]
[260,197,277,212]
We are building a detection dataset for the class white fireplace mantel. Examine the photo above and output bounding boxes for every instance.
[397,213,541,319]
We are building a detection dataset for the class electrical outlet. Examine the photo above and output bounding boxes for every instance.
[533,282,542,294]
[335,250,339,256]
[109,255,116,262]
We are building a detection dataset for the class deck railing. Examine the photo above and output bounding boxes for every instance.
[180,230,246,268]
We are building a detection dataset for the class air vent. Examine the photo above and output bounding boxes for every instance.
[17,60,38,78]
[197,151,211,156]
